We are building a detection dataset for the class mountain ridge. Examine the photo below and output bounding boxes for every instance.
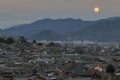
[0,17,120,42]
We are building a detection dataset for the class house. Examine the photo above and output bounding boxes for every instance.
[72,71,101,79]
[14,74,29,80]
[66,77,94,80]
[0,71,14,80]
[33,76,46,80]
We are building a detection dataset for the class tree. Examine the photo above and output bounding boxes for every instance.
[106,64,115,74]
[19,36,28,43]
[37,43,43,46]
[47,42,56,47]
[5,37,15,44]
[33,40,36,44]
[0,37,5,43]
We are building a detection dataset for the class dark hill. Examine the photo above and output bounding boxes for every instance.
[1,17,120,41]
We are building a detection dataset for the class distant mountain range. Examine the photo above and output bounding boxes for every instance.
[0,17,120,42]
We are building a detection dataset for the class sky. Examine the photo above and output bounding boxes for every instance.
[0,0,120,29]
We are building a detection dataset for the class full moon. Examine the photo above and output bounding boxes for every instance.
[94,7,100,13]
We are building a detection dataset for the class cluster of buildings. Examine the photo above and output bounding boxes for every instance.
[0,37,119,80]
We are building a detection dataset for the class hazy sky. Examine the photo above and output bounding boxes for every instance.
[0,0,120,28]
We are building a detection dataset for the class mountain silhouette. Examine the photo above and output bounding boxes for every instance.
[1,17,120,42]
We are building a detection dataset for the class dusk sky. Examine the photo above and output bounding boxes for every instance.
[0,0,120,28]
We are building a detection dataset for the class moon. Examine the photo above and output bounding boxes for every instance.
[94,7,100,13]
